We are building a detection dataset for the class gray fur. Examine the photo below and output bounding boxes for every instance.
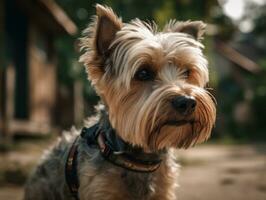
[24,113,178,200]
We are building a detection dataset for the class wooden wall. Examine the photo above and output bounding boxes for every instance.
[28,25,57,125]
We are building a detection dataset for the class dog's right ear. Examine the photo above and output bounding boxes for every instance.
[94,4,123,57]
[164,20,206,41]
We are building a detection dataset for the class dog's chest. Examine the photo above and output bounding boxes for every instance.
[120,171,155,199]
[78,147,178,200]
[79,168,157,200]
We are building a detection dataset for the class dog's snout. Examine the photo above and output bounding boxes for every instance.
[171,95,196,115]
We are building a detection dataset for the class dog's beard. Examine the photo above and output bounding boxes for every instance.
[104,83,216,152]
[79,6,215,152]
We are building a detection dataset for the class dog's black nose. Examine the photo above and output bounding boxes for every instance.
[171,95,196,115]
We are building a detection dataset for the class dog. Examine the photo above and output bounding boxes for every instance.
[24,4,216,200]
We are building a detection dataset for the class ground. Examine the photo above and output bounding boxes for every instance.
[0,138,265,200]
[178,144,266,200]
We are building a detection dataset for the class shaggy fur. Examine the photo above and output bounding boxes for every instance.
[24,4,216,200]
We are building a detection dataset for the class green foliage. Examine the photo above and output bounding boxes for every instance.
[53,0,266,141]
[154,1,175,27]
[54,0,216,83]
[250,69,266,139]
[54,0,216,107]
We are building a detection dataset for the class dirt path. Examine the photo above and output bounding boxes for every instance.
[0,186,23,200]
[178,144,266,200]
[0,143,265,200]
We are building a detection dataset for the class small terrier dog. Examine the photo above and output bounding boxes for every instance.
[24,4,216,200]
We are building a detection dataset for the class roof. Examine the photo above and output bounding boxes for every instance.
[17,0,77,36]
[215,40,261,74]
[39,0,77,35]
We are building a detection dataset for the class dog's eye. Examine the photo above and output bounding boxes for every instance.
[135,68,155,81]
[182,69,190,78]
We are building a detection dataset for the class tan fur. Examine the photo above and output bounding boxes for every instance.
[25,4,216,200]
[80,4,216,151]
[78,150,179,200]
[80,5,215,198]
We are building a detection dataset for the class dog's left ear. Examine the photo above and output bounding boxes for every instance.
[165,21,206,40]
[95,4,123,57]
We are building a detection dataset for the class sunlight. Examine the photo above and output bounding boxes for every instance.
[223,0,245,20]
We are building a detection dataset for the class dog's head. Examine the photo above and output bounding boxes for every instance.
[80,4,216,151]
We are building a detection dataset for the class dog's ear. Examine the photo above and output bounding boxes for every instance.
[95,4,123,56]
[165,21,206,40]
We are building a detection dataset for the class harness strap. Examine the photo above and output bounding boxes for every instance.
[97,132,161,172]
[65,124,99,200]
[65,136,80,200]
[65,124,162,199]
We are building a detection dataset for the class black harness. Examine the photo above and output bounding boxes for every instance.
[65,123,162,200]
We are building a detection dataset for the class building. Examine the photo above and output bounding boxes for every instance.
[0,0,77,140]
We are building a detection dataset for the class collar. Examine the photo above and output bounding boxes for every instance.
[65,124,163,199]
[81,123,162,173]
[65,136,80,200]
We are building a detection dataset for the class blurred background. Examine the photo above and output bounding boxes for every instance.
[0,0,266,199]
